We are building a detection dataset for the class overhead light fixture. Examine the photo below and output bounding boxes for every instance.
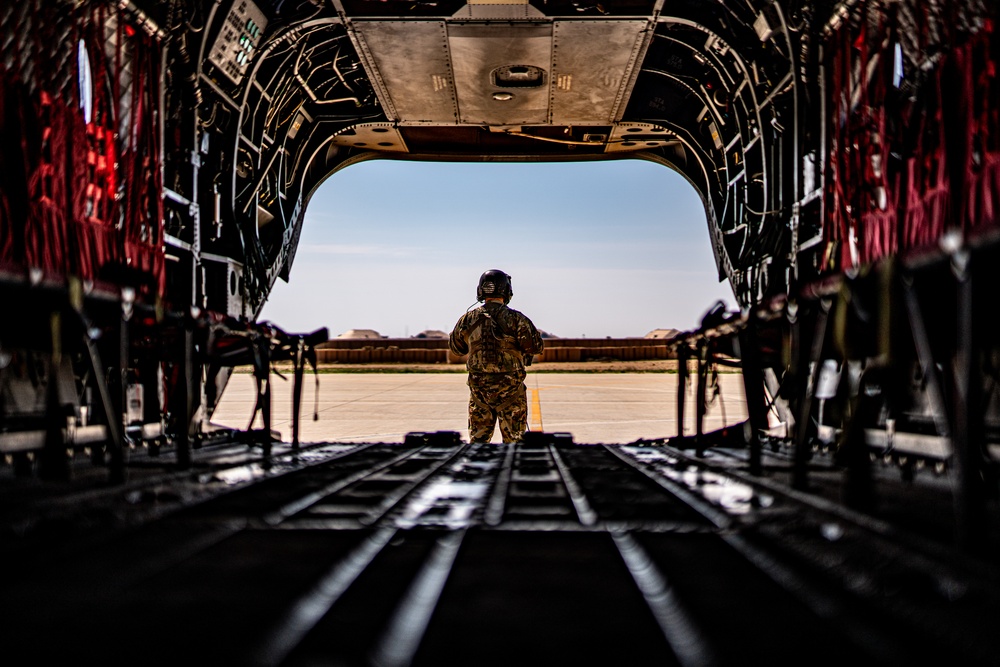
[492,92,515,101]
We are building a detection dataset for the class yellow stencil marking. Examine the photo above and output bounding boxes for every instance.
[528,387,544,432]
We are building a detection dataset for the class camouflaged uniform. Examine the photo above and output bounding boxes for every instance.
[450,301,544,443]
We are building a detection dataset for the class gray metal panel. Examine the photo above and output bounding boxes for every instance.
[448,23,552,125]
[207,0,268,85]
[551,20,647,124]
[353,21,457,123]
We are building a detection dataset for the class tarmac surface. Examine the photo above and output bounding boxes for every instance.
[212,367,748,444]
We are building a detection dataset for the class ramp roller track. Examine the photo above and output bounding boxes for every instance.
[2,433,998,665]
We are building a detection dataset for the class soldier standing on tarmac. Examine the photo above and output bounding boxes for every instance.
[450,269,544,443]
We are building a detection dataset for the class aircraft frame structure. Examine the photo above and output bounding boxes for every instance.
[1,0,999,579]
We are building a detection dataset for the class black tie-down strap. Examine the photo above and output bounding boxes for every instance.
[248,333,272,438]
[207,324,276,451]
[266,324,329,450]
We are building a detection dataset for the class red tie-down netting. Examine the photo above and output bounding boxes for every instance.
[0,0,164,301]
[822,5,998,273]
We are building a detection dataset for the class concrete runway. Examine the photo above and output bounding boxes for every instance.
[212,371,748,444]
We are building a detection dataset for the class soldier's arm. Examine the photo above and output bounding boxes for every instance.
[518,316,543,354]
[449,315,470,355]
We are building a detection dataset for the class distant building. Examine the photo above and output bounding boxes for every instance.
[414,329,448,339]
[539,330,558,339]
[645,328,680,340]
[338,329,383,339]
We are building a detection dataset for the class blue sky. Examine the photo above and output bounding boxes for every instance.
[259,158,735,338]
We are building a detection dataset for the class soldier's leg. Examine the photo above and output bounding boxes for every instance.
[497,380,528,443]
[468,386,497,443]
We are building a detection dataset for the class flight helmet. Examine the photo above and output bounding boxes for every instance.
[477,269,513,304]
